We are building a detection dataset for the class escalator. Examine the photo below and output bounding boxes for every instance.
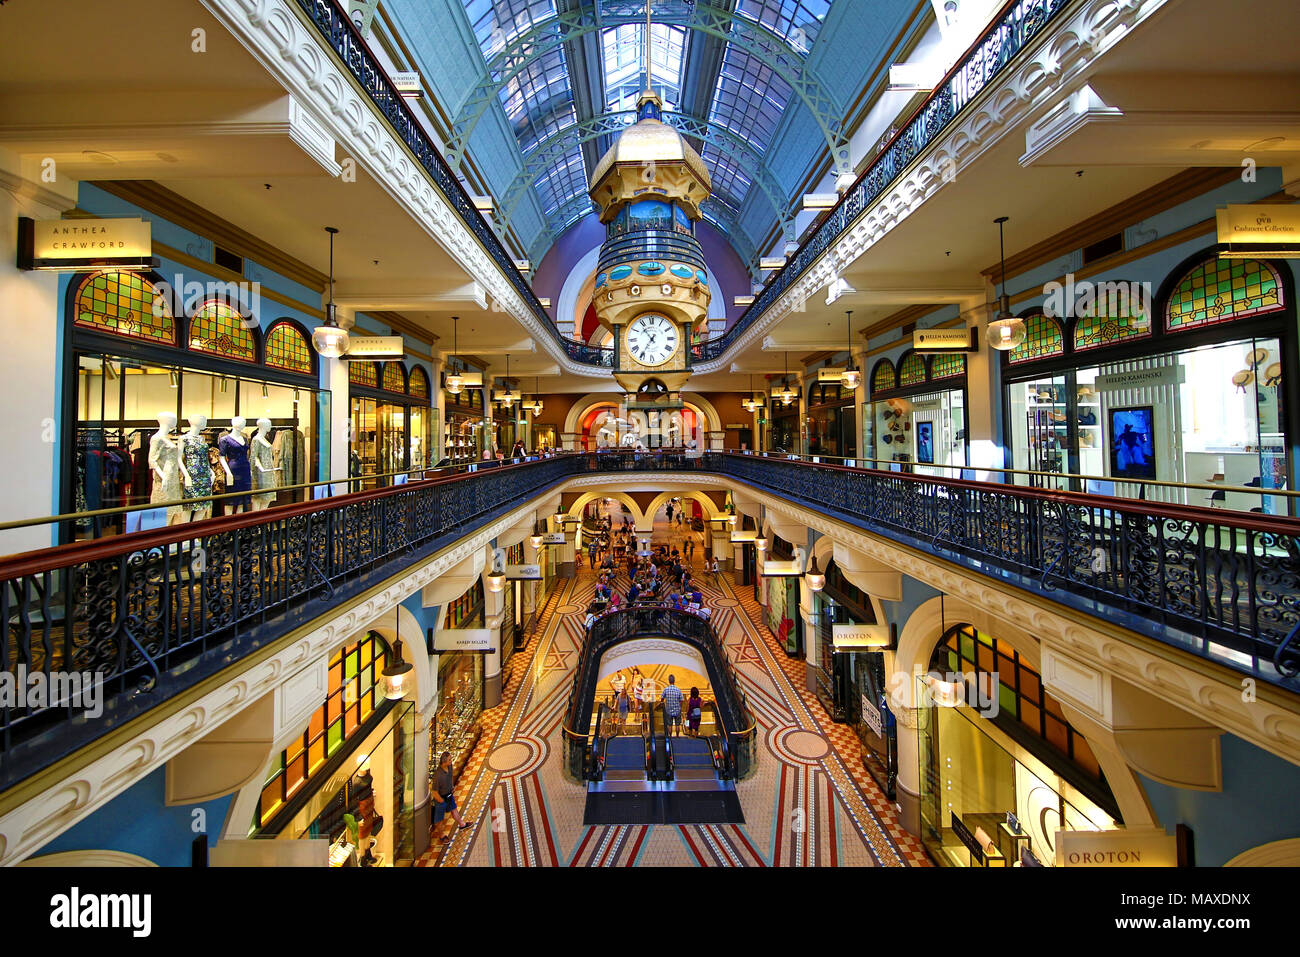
[583,703,743,826]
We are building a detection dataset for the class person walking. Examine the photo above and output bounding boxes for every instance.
[431,751,470,845]
[686,687,704,737]
[661,675,684,737]
[633,672,645,713]
[665,502,674,524]
[616,687,630,732]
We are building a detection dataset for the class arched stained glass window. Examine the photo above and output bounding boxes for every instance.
[871,359,896,395]
[1166,258,1283,331]
[349,361,378,388]
[265,321,312,375]
[382,361,407,393]
[1073,285,1152,352]
[408,366,430,399]
[1007,313,1064,365]
[74,271,175,344]
[898,352,928,387]
[189,300,257,362]
[930,353,966,380]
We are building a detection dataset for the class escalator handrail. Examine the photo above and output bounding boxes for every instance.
[590,703,609,780]
[644,700,655,774]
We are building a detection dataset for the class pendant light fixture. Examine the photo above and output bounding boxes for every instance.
[525,376,543,416]
[742,374,764,412]
[529,516,545,550]
[381,606,414,700]
[445,316,463,395]
[986,216,1026,351]
[774,351,796,405]
[840,310,861,391]
[805,556,826,592]
[498,353,517,408]
[312,226,350,358]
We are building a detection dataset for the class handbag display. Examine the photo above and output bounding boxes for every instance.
[1077,410,1097,426]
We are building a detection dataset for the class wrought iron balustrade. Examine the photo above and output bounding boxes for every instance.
[0,454,588,789]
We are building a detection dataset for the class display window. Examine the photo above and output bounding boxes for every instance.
[917,624,1117,867]
[764,534,802,656]
[868,348,968,474]
[806,380,856,459]
[1001,253,1294,512]
[66,271,326,540]
[435,579,486,778]
[443,374,486,465]
[766,397,799,453]
[348,359,433,485]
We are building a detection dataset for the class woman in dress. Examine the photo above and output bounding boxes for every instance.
[686,687,704,737]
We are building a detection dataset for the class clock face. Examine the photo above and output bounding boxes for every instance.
[626,314,679,366]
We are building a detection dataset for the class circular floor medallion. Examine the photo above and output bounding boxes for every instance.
[771,727,831,765]
[556,603,583,614]
[487,741,534,774]
[712,598,739,608]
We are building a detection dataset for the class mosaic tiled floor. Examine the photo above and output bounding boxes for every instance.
[419,521,929,867]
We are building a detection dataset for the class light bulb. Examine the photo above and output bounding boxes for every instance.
[986,314,1027,351]
[312,322,350,358]
[841,368,861,390]
[446,372,463,395]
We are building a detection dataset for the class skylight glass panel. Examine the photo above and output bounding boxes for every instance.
[533,149,589,216]
[707,46,793,153]
[602,23,686,112]
[734,0,832,52]
[465,0,558,59]
[499,48,576,154]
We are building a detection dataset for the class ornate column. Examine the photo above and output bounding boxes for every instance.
[411,699,437,857]
[483,580,505,709]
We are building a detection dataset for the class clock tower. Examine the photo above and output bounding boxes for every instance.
[588,73,712,400]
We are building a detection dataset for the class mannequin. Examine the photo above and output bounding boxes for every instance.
[177,414,214,521]
[249,417,280,510]
[218,415,253,514]
[148,412,183,525]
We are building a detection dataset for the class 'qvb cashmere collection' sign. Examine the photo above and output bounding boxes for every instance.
[1216,205,1300,257]
[17,216,154,271]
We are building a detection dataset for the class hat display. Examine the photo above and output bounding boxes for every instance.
[1247,347,1268,367]
[1264,362,1282,387]
[1231,369,1254,392]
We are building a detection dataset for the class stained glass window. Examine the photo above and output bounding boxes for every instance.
[265,321,312,375]
[871,359,896,394]
[1166,258,1284,331]
[382,361,407,393]
[188,300,257,362]
[1007,313,1064,365]
[898,352,928,387]
[1073,285,1152,353]
[930,353,966,380]
[408,367,430,399]
[74,271,175,344]
[350,361,378,388]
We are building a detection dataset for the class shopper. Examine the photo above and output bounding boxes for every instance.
[633,672,645,713]
[666,502,674,524]
[686,687,704,737]
[431,751,470,845]
[616,688,630,732]
[661,674,683,736]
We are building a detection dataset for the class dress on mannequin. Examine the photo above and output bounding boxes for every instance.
[180,432,214,516]
[250,432,278,508]
[219,432,252,508]
[148,432,182,524]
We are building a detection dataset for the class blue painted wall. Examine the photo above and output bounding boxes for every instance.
[31,766,232,867]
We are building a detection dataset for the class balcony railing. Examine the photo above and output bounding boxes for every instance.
[2,449,1296,791]
[294,0,1069,368]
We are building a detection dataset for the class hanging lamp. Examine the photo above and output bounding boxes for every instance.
[840,310,861,390]
[312,226,350,358]
[986,216,1026,351]
[445,316,463,395]
[805,556,826,592]
[381,606,414,700]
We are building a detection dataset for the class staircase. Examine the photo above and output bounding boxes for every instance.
[584,734,744,825]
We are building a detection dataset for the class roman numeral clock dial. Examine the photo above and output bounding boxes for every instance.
[626,314,679,367]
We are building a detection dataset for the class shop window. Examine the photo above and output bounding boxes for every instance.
[408,366,430,400]
[871,359,896,395]
[898,352,927,387]
[382,361,407,394]
[1007,312,1064,365]
[188,299,257,363]
[929,353,966,380]
[933,625,1103,784]
[1072,289,1152,352]
[444,579,485,628]
[74,271,176,345]
[824,561,876,622]
[350,361,379,388]
[265,321,313,375]
[258,633,389,829]
[1165,257,1283,331]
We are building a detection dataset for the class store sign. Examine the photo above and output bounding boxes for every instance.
[541,532,567,545]
[505,563,541,580]
[730,530,757,544]
[833,623,892,649]
[913,328,977,352]
[1056,827,1177,867]
[1216,205,1300,256]
[950,813,986,865]
[391,71,422,95]
[343,336,405,360]
[1094,366,1182,391]
[724,422,749,429]
[432,628,493,652]
[861,692,883,735]
[18,216,153,271]
[817,367,846,382]
[760,559,802,578]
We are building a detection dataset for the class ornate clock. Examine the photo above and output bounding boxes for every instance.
[625,313,679,367]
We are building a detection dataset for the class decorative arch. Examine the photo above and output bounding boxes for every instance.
[641,490,721,524]
[188,299,258,363]
[897,350,927,388]
[349,361,379,388]
[563,490,646,528]
[1007,311,1064,365]
[1163,256,1284,331]
[382,360,408,394]
[1071,281,1152,352]
[562,392,723,437]
[265,319,314,375]
[72,270,175,344]
[870,358,896,395]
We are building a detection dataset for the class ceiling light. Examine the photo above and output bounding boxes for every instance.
[840,309,860,390]
[986,216,1026,352]
[445,315,463,394]
[805,556,826,592]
